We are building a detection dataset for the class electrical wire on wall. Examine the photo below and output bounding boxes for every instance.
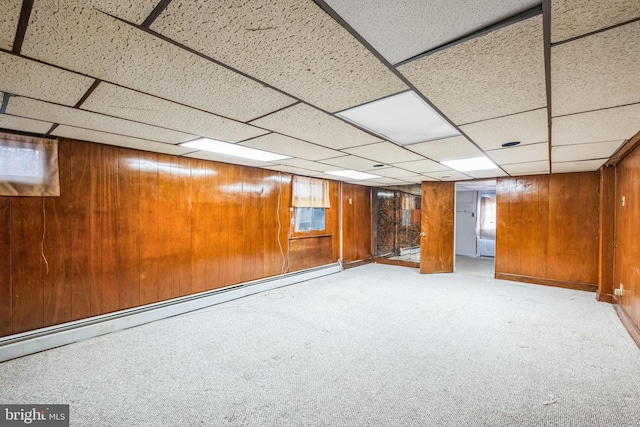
[41,196,49,275]
[276,172,287,275]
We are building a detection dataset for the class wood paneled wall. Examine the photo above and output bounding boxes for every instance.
[495,172,600,291]
[420,181,455,274]
[0,138,373,338]
[614,144,640,335]
[341,183,372,263]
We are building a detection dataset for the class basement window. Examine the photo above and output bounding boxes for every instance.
[294,207,326,232]
[292,176,330,233]
[0,132,60,196]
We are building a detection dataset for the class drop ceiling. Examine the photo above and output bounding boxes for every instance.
[0,0,638,187]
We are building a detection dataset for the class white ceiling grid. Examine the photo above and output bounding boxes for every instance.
[0,0,637,186]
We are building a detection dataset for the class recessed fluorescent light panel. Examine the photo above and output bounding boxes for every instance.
[336,91,460,145]
[441,156,498,172]
[181,138,290,162]
[325,170,380,180]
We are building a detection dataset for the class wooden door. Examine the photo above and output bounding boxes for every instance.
[420,181,455,274]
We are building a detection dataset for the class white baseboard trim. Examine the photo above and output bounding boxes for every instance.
[0,264,341,363]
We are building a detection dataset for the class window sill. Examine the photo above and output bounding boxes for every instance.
[289,234,332,240]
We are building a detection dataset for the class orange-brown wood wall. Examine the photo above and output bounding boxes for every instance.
[0,138,369,338]
[495,172,600,291]
[341,183,372,263]
[614,144,640,333]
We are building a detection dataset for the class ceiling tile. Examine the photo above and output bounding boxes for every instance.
[249,104,380,150]
[150,0,407,113]
[423,171,471,181]
[553,103,640,146]
[274,158,333,173]
[552,140,624,163]
[7,97,197,144]
[320,155,385,171]
[344,180,382,187]
[90,0,161,24]
[21,0,294,122]
[0,52,95,106]
[465,168,509,179]
[263,164,325,178]
[552,159,607,173]
[239,133,344,161]
[367,168,423,179]
[365,177,407,185]
[487,142,549,165]
[407,136,483,161]
[460,108,548,151]
[324,0,539,64]
[551,0,640,43]
[51,125,194,156]
[81,82,267,143]
[342,142,424,163]
[502,161,550,175]
[0,0,21,50]
[399,16,545,124]
[0,114,53,134]
[552,21,640,116]
[183,151,276,169]
[393,159,450,174]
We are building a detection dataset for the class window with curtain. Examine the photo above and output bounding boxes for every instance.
[292,176,330,232]
[0,132,60,196]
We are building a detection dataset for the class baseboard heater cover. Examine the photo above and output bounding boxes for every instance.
[0,263,341,363]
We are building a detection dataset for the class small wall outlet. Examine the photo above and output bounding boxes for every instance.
[622,196,625,206]
[614,284,624,296]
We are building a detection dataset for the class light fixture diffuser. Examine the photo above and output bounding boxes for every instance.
[325,170,380,180]
[181,138,290,162]
[336,91,460,145]
[441,156,498,172]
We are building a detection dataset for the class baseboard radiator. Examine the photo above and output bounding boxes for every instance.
[0,264,341,363]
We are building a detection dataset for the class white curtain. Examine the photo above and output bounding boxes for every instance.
[292,176,330,208]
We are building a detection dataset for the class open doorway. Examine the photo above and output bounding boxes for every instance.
[454,180,496,277]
